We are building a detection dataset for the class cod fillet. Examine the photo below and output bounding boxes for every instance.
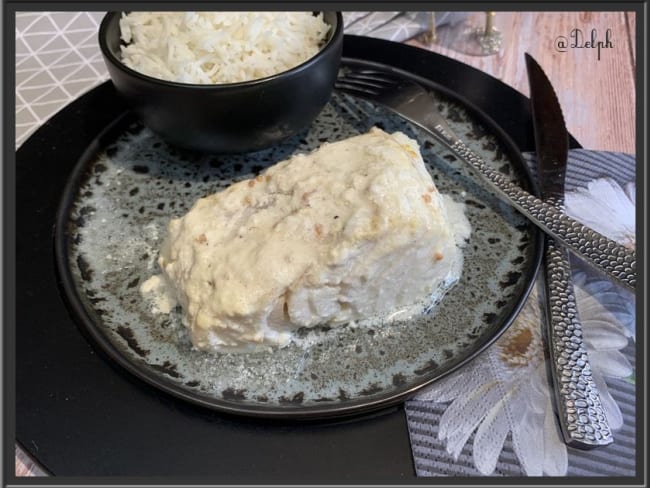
[144,128,467,352]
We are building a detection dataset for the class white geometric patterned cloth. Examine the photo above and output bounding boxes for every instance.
[15,12,108,148]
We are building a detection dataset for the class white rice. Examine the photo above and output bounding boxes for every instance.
[118,12,331,84]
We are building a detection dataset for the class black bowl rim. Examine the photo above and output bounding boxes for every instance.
[98,11,344,89]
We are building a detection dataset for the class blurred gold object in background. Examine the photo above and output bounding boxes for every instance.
[419,11,503,56]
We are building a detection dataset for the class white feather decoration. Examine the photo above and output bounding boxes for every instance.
[473,394,513,474]
[542,395,569,476]
[565,178,635,249]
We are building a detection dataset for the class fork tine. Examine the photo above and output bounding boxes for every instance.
[336,68,431,112]
[339,71,402,87]
[335,81,380,98]
[335,77,384,94]
[354,68,401,79]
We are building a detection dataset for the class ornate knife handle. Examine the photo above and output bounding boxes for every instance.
[438,132,635,291]
[543,239,614,448]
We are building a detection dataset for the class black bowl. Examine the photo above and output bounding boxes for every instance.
[98,12,343,154]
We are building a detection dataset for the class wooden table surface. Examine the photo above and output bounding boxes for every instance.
[406,11,636,154]
[15,10,637,477]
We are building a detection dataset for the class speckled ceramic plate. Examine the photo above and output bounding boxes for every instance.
[55,62,542,419]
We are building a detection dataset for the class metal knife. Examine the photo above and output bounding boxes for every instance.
[526,53,613,448]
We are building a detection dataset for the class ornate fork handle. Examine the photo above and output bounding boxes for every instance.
[436,129,635,291]
[543,236,614,448]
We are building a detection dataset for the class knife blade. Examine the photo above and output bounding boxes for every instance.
[526,52,614,449]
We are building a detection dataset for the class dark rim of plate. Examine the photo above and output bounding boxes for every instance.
[53,59,544,420]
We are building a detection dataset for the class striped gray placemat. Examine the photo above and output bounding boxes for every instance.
[405,150,637,477]
[523,149,636,191]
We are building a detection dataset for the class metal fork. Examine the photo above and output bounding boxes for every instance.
[335,69,636,291]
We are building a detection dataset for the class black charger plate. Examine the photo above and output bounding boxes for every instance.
[14,36,565,479]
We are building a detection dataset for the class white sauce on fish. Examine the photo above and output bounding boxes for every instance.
[141,128,471,353]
